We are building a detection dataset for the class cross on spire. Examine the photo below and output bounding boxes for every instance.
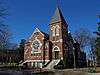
[56,0,61,7]
[34,24,40,29]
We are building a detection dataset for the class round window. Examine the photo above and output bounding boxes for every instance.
[33,40,40,50]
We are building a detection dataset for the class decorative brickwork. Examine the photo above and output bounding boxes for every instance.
[23,7,86,69]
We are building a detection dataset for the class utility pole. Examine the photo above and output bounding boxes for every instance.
[73,47,76,69]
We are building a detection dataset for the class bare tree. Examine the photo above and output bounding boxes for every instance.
[0,0,11,49]
[0,25,11,49]
[73,27,91,50]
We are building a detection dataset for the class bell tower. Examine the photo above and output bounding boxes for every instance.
[49,7,68,60]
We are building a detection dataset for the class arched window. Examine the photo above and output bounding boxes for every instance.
[55,25,60,36]
[52,26,55,36]
[33,40,40,50]
[53,46,60,51]
[54,47,58,50]
[52,25,59,37]
[32,39,42,53]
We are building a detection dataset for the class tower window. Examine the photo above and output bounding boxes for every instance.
[52,25,60,37]
[52,26,55,36]
[55,25,60,36]
[52,37,55,41]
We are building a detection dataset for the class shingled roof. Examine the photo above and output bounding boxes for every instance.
[50,7,66,24]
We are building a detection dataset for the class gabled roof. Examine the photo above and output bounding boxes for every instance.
[50,7,66,24]
[33,28,44,36]
[29,28,49,40]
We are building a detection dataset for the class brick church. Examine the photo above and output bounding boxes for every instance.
[23,7,86,69]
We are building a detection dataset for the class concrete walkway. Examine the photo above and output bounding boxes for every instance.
[0,69,100,75]
[88,73,100,75]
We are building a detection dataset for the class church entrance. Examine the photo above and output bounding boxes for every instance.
[54,51,59,59]
[53,46,60,59]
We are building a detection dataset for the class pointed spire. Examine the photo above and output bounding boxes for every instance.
[50,7,66,24]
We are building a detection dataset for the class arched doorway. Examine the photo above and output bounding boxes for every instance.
[53,46,60,59]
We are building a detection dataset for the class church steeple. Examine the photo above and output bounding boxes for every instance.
[50,7,66,24]
[49,7,68,60]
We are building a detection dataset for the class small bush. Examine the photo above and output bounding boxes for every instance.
[88,68,96,73]
[54,60,65,69]
[54,65,64,69]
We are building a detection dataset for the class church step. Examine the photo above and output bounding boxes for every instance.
[44,59,60,69]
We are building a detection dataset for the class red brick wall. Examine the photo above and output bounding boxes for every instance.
[49,21,64,59]
[24,32,50,62]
